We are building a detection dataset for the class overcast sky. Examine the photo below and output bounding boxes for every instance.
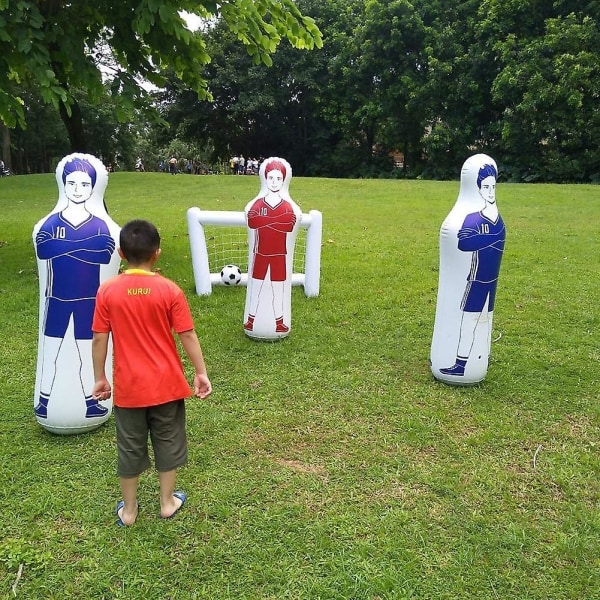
[181,11,203,32]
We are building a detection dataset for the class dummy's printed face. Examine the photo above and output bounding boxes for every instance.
[65,171,93,204]
[266,169,284,193]
[479,175,496,204]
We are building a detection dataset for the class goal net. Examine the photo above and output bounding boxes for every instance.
[186,207,322,296]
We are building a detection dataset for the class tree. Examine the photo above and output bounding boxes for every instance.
[9,85,69,174]
[7,80,146,173]
[413,0,505,178]
[157,0,348,176]
[339,0,429,175]
[420,0,600,182]
[0,0,322,152]
[492,13,600,182]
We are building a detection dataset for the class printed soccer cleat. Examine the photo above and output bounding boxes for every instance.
[85,401,109,418]
[439,363,466,376]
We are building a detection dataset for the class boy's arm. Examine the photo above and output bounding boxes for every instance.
[178,329,212,399]
[91,332,112,400]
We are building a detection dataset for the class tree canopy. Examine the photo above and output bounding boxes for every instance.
[0,0,322,149]
[3,0,599,182]
[159,0,599,181]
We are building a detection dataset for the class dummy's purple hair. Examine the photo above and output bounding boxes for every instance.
[62,157,97,188]
[477,164,497,189]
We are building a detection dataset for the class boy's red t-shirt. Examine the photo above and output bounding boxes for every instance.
[92,270,194,408]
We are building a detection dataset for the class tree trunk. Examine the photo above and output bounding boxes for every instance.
[1,123,11,170]
[58,99,88,152]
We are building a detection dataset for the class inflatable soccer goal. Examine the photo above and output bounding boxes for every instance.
[186,206,322,296]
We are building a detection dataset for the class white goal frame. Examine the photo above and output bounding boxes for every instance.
[186,206,322,297]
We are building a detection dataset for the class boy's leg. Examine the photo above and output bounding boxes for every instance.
[117,476,140,525]
[114,406,151,525]
[148,400,188,518]
[158,470,184,518]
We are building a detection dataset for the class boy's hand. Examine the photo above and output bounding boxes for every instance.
[193,374,212,399]
[92,377,112,401]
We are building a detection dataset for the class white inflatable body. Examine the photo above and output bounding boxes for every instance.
[430,154,505,385]
[32,154,121,434]
[243,157,302,340]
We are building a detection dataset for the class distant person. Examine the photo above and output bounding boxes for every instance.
[169,156,178,175]
[92,219,212,527]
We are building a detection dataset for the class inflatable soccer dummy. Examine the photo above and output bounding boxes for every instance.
[430,154,506,385]
[32,154,121,434]
[243,157,302,340]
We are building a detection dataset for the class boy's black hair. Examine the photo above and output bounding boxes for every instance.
[119,219,160,264]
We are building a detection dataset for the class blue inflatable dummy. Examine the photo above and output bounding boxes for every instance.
[32,154,121,433]
[430,154,506,385]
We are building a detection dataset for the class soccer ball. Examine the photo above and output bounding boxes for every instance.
[220,264,242,286]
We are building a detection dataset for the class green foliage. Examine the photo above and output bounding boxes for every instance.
[492,13,600,182]
[156,1,332,174]
[330,0,428,171]
[155,0,599,181]
[1,173,599,598]
[9,86,70,174]
[7,83,141,173]
[0,538,52,573]
[0,0,322,143]
[3,0,600,181]
[219,0,322,65]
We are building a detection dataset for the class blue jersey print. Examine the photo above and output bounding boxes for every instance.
[458,211,505,284]
[36,212,114,301]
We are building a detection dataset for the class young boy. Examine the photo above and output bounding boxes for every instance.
[91,219,212,526]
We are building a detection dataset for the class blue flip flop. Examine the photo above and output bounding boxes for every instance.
[162,491,187,519]
[115,500,138,527]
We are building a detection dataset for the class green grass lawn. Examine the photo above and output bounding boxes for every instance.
[0,172,599,599]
